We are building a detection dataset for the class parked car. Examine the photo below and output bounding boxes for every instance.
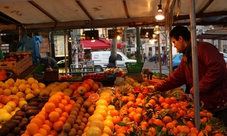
[168,52,227,71]
[167,53,183,71]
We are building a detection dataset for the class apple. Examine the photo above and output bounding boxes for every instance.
[0,112,12,124]
[142,87,149,94]
[3,105,13,113]
[81,83,90,91]
[7,101,17,110]
[0,109,8,115]
[0,95,10,104]
[77,86,87,95]
[92,83,99,91]
[18,100,28,108]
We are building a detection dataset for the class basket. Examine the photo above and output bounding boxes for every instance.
[125,62,144,73]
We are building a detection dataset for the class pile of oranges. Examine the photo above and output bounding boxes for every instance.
[22,92,75,136]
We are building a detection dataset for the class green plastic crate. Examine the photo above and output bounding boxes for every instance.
[125,62,144,73]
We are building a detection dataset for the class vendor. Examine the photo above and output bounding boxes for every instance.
[149,26,227,126]
[106,55,118,68]
[40,57,58,71]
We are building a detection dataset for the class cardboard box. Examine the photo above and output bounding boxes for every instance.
[0,52,33,76]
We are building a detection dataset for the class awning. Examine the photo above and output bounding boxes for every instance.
[99,38,125,49]
[80,40,110,50]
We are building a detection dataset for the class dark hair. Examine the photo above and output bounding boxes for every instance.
[170,26,191,41]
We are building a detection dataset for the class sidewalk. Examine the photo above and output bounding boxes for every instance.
[143,61,169,75]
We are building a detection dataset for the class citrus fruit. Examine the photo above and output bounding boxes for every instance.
[89,93,99,102]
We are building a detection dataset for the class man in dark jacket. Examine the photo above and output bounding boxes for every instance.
[40,57,58,71]
[106,55,118,68]
[149,26,227,126]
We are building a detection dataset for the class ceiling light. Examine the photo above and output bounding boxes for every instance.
[155,0,165,20]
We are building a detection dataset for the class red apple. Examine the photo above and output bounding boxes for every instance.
[0,95,10,104]
[77,86,87,95]
[11,98,19,106]
[142,87,149,94]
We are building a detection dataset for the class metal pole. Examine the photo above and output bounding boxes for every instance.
[189,0,200,130]
[64,30,68,74]
[169,27,173,74]
[158,34,162,74]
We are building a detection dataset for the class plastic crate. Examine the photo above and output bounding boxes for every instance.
[125,62,144,73]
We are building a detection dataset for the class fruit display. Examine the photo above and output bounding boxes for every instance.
[0,75,226,136]
[104,68,125,77]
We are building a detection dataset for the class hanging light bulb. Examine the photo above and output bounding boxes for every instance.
[117,35,121,40]
[155,0,165,20]
[154,25,161,34]
[91,37,95,42]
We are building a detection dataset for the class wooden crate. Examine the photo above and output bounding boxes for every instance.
[126,73,144,82]
[0,52,32,76]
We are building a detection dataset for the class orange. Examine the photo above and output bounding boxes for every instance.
[158,96,165,104]
[99,95,111,104]
[58,103,65,112]
[36,114,46,123]
[86,126,102,136]
[153,119,164,126]
[112,116,121,124]
[94,109,107,117]
[166,122,175,129]
[63,95,71,103]
[70,100,75,105]
[48,96,60,107]
[44,102,56,113]
[58,116,67,123]
[64,104,73,113]
[30,117,43,128]
[162,116,172,124]
[110,110,119,117]
[33,133,43,136]
[89,114,104,122]
[49,111,60,122]
[44,120,53,128]
[61,99,68,105]
[133,113,141,123]
[89,120,104,131]
[62,112,69,118]
[107,105,115,111]
[38,128,47,136]
[49,130,58,136]
[55,108,62,115]
[26,123,39,135]
[103,119,114,130]
[42,124,51,134]
[89,93,99,102]
[53,120,64,131]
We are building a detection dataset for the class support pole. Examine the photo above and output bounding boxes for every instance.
[158,34,162,74]
[64,30,68,74]
[136,27,141,62]
[169,27,173,74]
[189,0,200,130]
[111,38,117,56]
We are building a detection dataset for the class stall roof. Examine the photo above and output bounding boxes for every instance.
[0,0,227,33]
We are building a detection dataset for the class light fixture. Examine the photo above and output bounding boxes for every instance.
[91,37,95,42]
[154,25,161,34]
[117,35,121,40]
[155,0,165,20]
[68,37,72,42]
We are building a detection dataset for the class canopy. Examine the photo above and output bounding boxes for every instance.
[80,40,110,50]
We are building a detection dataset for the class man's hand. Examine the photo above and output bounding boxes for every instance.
[147,85,156,93]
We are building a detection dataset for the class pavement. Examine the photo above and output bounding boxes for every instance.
[143,61,170,75]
